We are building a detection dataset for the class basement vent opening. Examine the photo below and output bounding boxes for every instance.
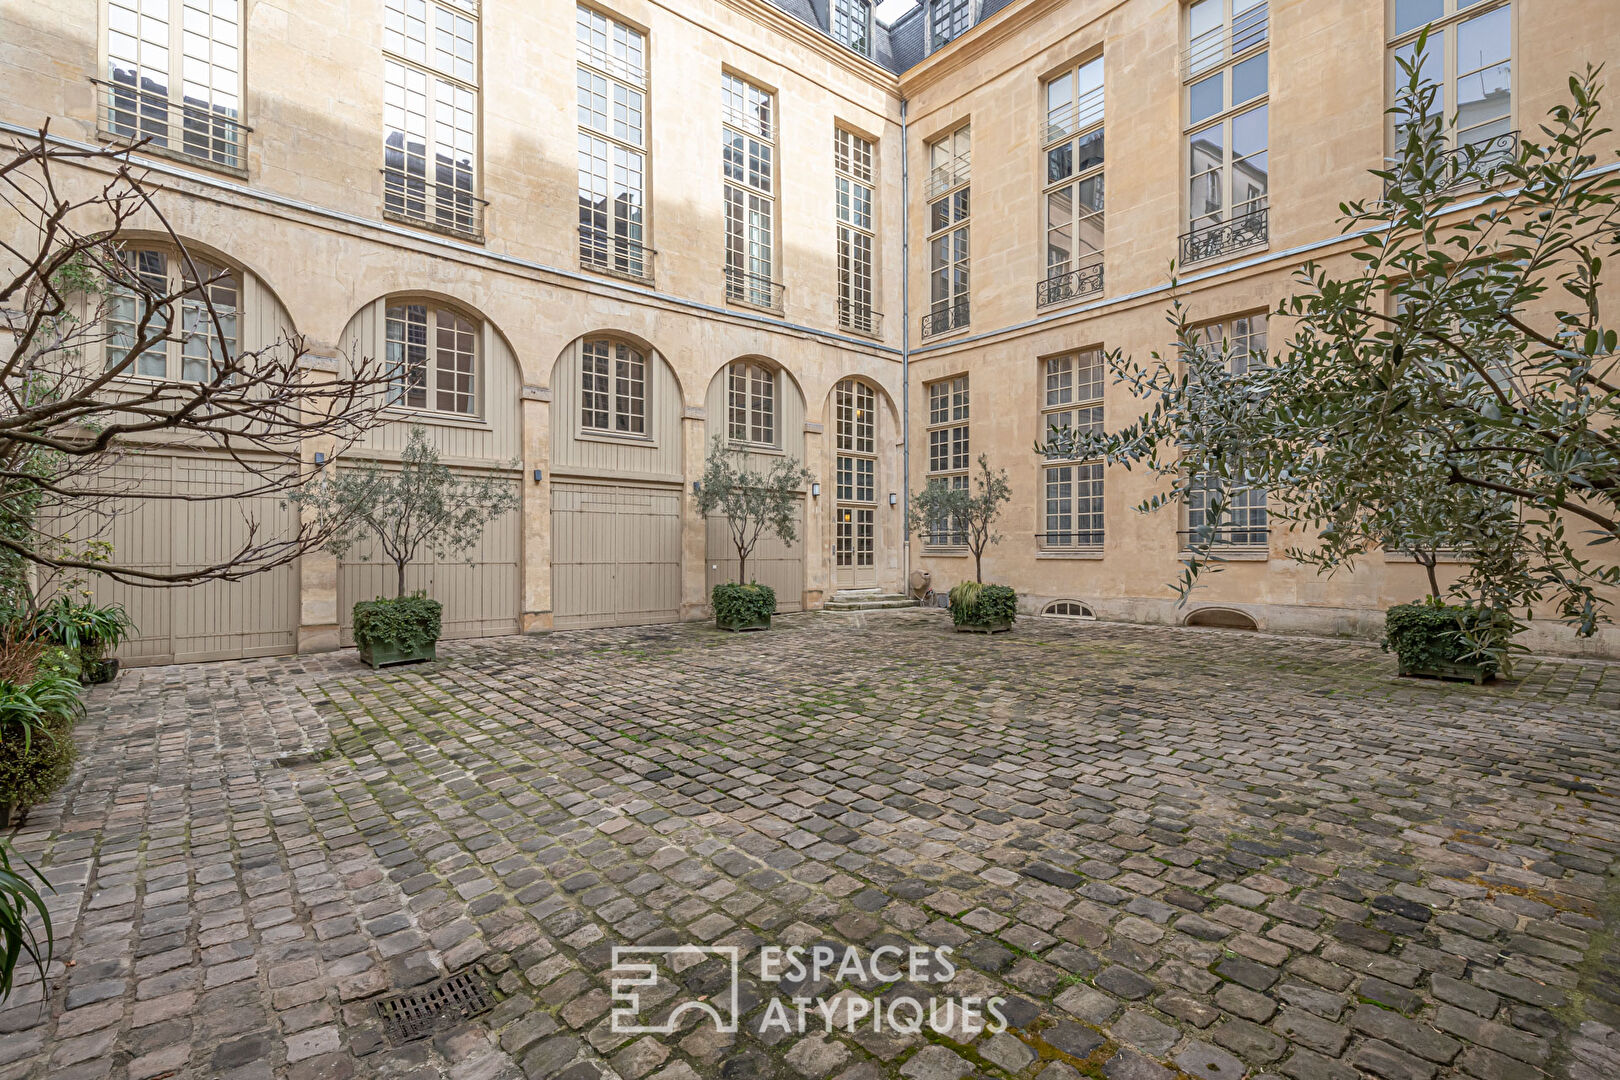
[374,969,496,1044]
[1184,607,1259,631]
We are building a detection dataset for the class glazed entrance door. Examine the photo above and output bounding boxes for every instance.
[833,379,879,590]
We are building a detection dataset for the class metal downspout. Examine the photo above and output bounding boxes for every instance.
[900,96,912,597]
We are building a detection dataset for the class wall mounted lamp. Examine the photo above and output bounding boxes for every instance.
[692,480,702,494]
[811,482,822,497]
[889,492,898,506]
[533,468,544,483]
[313,452,326,466]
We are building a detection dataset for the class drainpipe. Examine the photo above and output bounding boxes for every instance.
[899,96,912,597]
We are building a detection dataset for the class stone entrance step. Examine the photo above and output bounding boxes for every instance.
[823,592,920,612]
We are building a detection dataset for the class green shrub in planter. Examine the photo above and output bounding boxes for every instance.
[948,582,1017,632]
[30,599,133,684]
[1383,600,1508,683]
[352,593,442,668]
[712,582,775,632]
[0,671,85,825]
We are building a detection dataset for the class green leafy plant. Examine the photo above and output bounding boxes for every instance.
[29,598,133,664]
[295,425,520,599]
[351,593,443,652]
[712,582,776,626]
[0,839,53,1003]
[910,455,1011,583]
[693,435,812,585]
[1383,600,1508,678]
[0,672,84,755]
[948,582,1017,627]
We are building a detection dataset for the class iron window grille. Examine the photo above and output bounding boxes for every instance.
[921,299,970,340]
[1180,204,1268,265]
[1037,262,1104,308]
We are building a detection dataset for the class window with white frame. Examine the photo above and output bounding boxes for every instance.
[577,6,649,279]
[723,74,778,309]
[105,248,238,382]
[835,129,878,334]
[930,0,972,49]
[385,302,478,415]
[924,125,971,337]
[383,0,480,236]
[1388,1,1511,150]
[103,0,244,168]
[1183,0,1268,259]
[1040,351,1105,550]
[580,338,646,435]
[727,361,776,446]
[835,379,878,572]
[832,0,872,55]
[1184,313,1268,547]
[1041,56,1105,306]
[924,376,970,546]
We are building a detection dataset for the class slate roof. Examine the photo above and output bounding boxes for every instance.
[760,0,1016,74]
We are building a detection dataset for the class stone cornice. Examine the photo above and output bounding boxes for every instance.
[715,0,901,93]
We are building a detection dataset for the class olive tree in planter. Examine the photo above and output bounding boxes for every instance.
[693,435,811,631]
[909,455,1016,631]
[296,425,519,667]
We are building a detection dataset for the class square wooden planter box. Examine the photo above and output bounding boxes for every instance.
[358,638,438,669]
[1398,659,1495,685]
[716,614,771,633]
[954,619,1013,634]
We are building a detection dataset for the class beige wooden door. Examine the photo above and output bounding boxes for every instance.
[552,482,682,629]
[833,379,879,590]
[706,501,804,612]
[89,452,300,666]
[337,469,522,644]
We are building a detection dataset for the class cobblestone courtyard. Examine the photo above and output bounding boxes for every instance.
[3,610,1619,1080]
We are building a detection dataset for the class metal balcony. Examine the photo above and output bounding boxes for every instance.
[93,77,249,170]
[1178,525,1270,549]
[382,167,487,241]
[1036,262,1104,308]
[580,232,654,282]
[1180,206,1268,266]
[921,299,970,339]
[1383,130,1519,200]
[838,299,883,336]
[723,265,785,311]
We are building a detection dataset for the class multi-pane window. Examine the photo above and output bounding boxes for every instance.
[383,0,480,236]
[1185,314,1268,546]
[723,74,778,309]
[835,129,878,334]
[924,125,971,337]
[835,380,878,573]
[104,0,244,168]
[577,6,649,278]
[1041,56,1105,304]
[832,0,872,55]
[930,0,971,49]
[386,303,478,415]
[1041,351,1105,550]
[1184,0,1268,254]
[1388,1,1511,149]
[580,339,646,435]
[924,376,969,546]
[105,248,238,382]
[727,361,776,446]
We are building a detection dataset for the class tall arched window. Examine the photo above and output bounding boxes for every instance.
[581,338,647,435]
[386,302,477,415]
[835,379,877,583]
[727,361,776,446]
[105,247,239,382]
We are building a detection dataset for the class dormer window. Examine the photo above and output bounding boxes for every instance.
[832,0,872,56]
[930,0,972,49]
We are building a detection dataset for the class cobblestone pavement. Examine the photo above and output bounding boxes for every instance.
[3,609,1619,1080]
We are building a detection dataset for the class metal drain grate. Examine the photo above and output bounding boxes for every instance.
[373,969,495,1043]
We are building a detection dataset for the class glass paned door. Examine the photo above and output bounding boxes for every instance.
[834,379,879,589]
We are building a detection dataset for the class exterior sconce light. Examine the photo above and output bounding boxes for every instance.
[313,452,326,465]
[811,482,822,497]
[889,492,898,506]
[692,481,702,494]
[533,468,544,483]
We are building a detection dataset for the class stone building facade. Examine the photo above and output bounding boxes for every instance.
[1,0,1617,662]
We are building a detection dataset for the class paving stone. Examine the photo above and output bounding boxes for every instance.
[1174,1040,1247,1080]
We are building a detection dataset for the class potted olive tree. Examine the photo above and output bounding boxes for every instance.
[296,425,519,668]
[694,435,811,632]
[909,454,1016,633]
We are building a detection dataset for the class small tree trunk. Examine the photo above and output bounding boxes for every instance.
[737,543,748,586]
[1423,556,1441,600]
[397,559,408,599]
[973,546,983,584]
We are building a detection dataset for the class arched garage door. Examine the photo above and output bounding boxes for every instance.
[94,452,300,666]
[338,468,523,643]
[552,482,681,629]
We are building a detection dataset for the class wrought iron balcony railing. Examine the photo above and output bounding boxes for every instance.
[580,232,654,281]
[1037,262,1104,308]
[1178,526,1270,549]
[1180,206,1268,266]
[1036,531,1105,551]
[382,168,487,240]
[94,77,249,170]
[838,299,883,336]
[921,299,970,339]
[723,265,785,311]
[1383,130,1519,200]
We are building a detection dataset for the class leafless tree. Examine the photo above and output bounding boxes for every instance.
[0,127,392,605]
